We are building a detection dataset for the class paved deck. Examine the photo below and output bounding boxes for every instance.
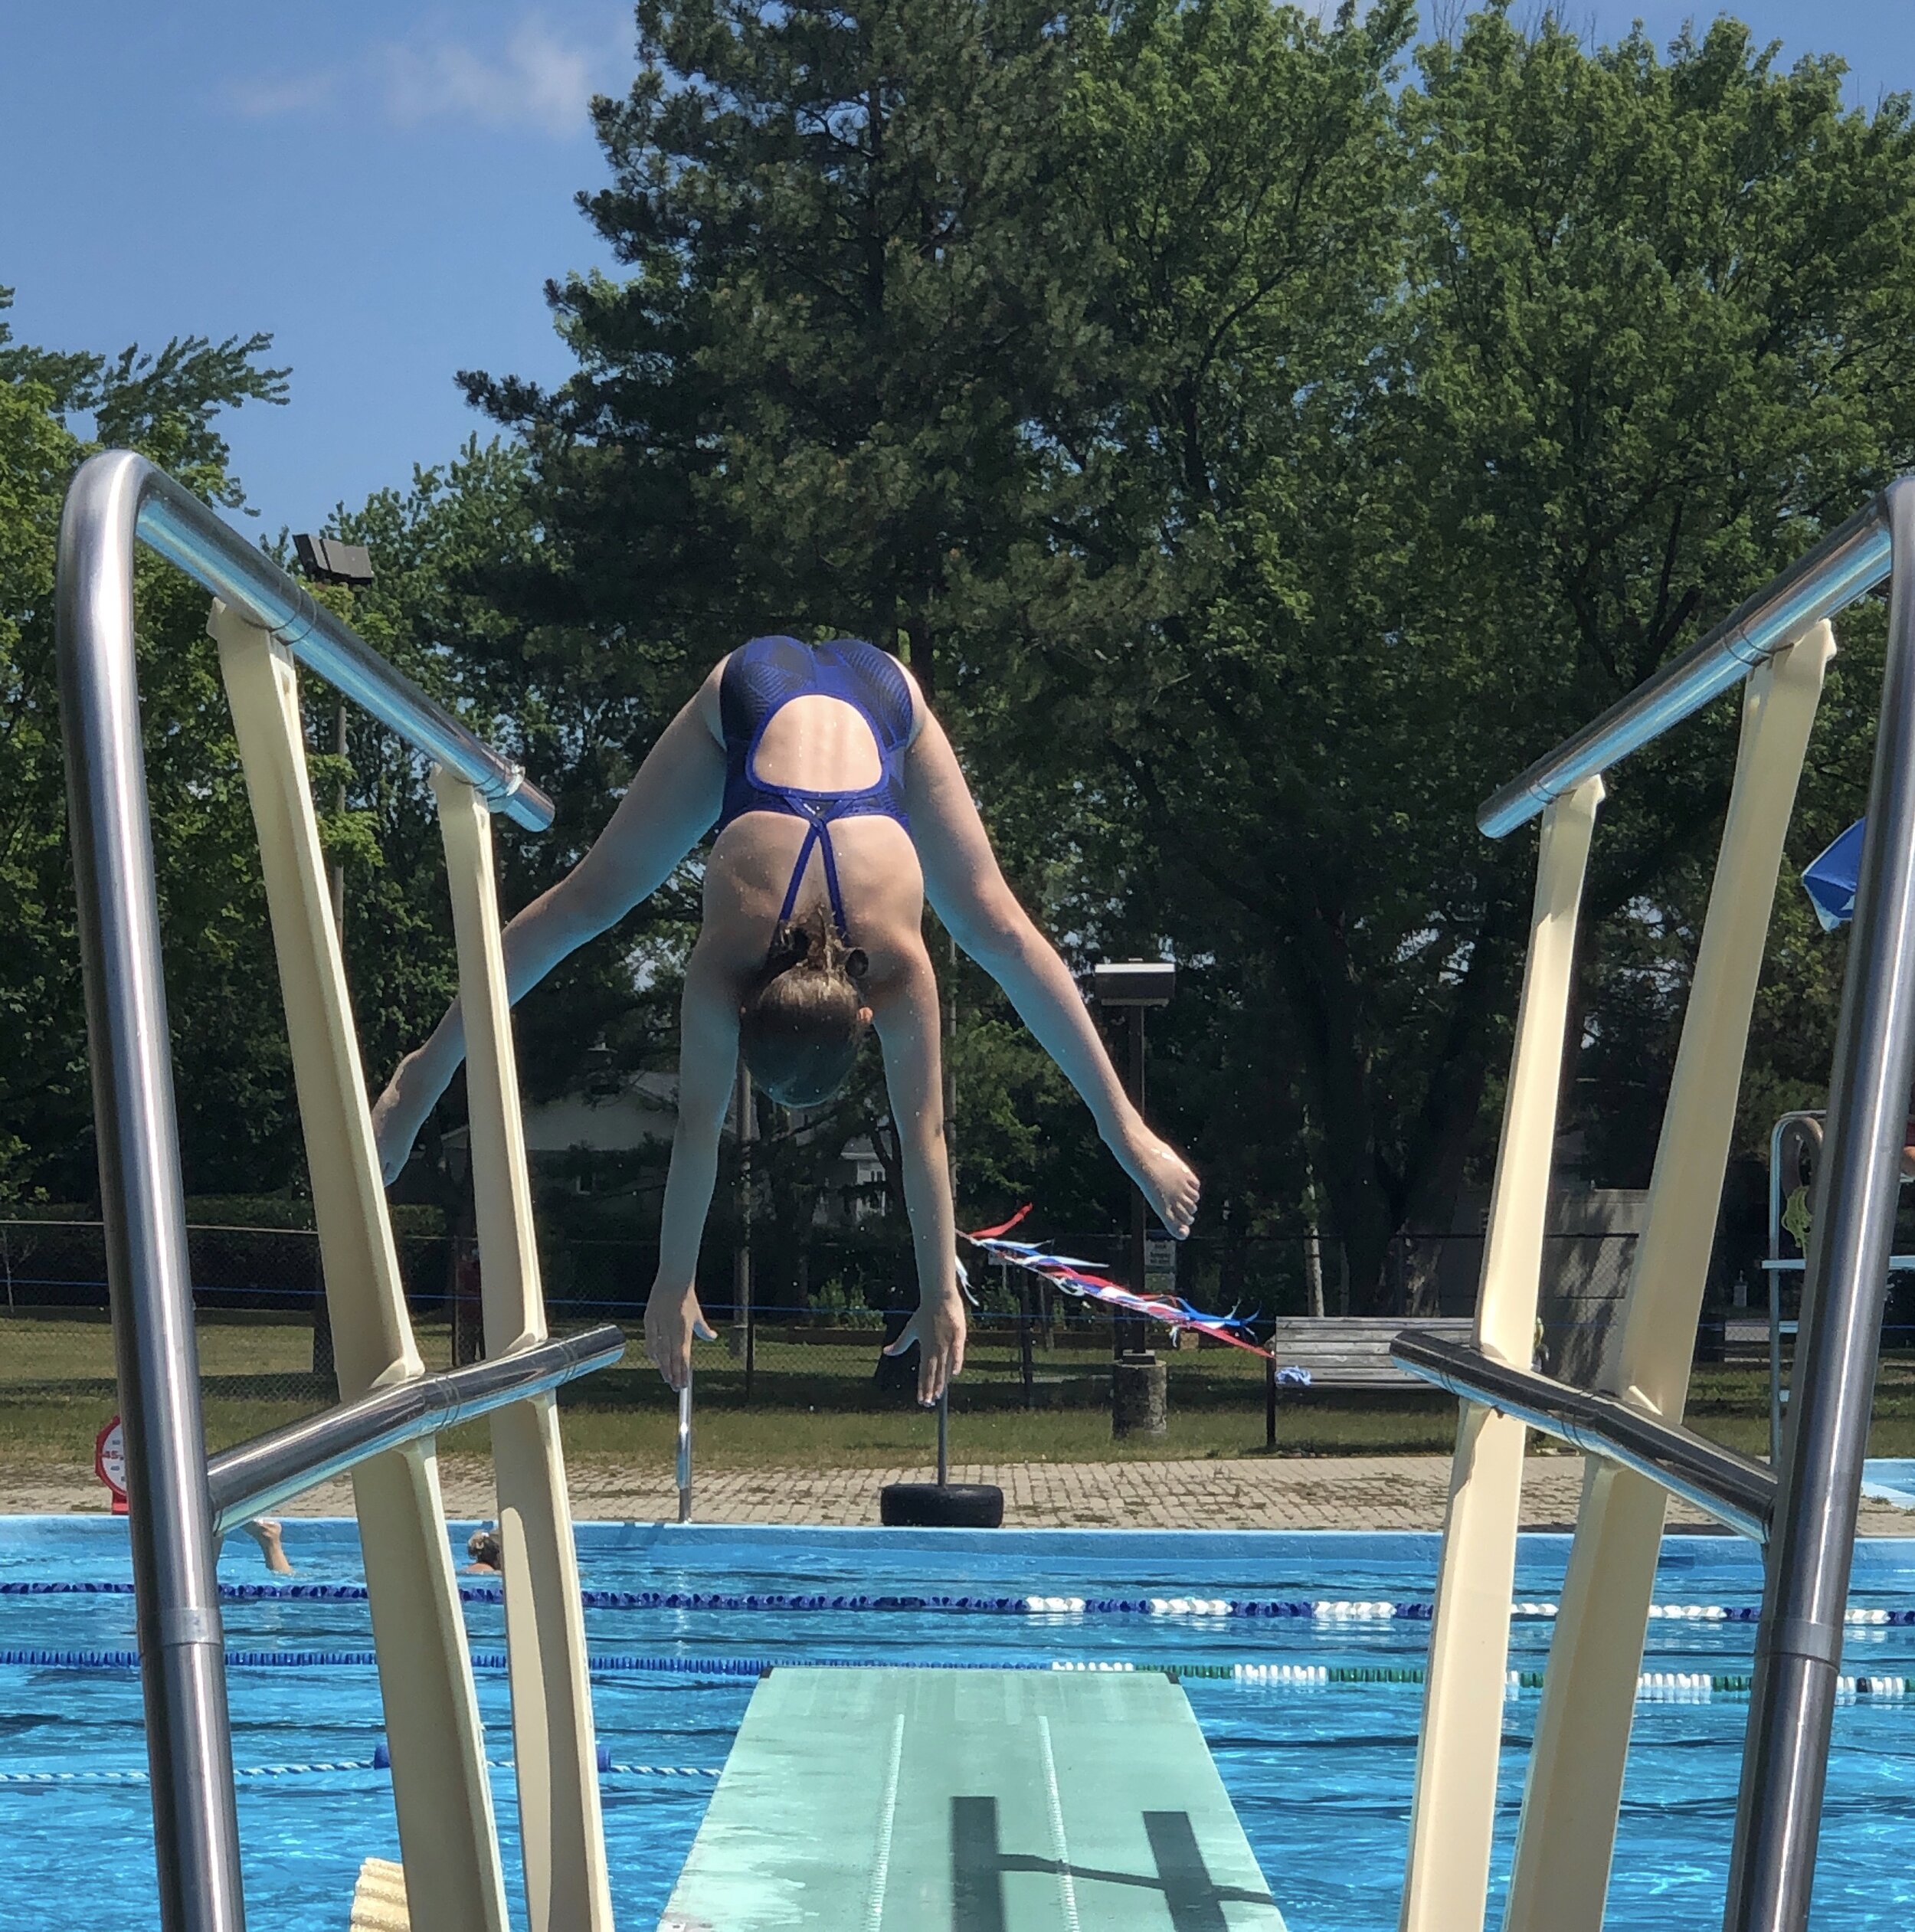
[11,1452,1915,1533]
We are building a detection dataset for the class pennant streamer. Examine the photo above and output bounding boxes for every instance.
[961,1209,1273,1360]
[1804,817,1866,931]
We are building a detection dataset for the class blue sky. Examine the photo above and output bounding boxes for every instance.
[2,3,1913,535]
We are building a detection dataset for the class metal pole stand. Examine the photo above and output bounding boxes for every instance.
[879,1383,1002,1527]
[676,1372,694,1524]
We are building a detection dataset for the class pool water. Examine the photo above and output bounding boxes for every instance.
[2,1519,1913,1930]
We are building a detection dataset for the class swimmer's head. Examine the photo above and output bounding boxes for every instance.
[738,906,871,1108]
[467,1528,502,1569]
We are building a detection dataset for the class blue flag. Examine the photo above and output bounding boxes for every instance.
[1803,818,1867,931]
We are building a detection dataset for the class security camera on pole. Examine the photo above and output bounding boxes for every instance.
[1092,959,1176,1438]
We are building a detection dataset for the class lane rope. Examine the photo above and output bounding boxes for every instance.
[14,1580,1905,1626]
[0,1755,722,1786]
[3,1644,1912,1704]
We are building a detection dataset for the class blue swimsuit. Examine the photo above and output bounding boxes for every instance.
[714,634,915,934]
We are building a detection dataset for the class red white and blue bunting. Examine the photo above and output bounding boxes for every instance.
[960,1205,1275,1360]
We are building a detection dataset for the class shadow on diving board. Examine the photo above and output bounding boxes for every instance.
[658,1668,1287,1931]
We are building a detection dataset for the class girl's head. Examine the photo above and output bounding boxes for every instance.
[738,905,871,1106]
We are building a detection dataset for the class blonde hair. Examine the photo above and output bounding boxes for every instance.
[738,905,870,1106]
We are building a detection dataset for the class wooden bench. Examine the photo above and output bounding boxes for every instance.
[1264,1316,1476,1388]
[1258,1316,1475,1449]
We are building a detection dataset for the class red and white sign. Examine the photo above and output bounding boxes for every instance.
[95,1416,127,1515]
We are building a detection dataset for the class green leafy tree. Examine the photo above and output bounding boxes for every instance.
[456,1,1915,1317]
[0,290,291,1202]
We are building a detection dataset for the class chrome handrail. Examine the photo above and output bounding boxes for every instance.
[54,453,566,1932]
[1390,1331,1776,1542]
[1478,493,1894,837]
[71,450,553,830]
[207,1326,624,1534]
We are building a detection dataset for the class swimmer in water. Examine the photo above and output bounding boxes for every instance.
[372,636,1200,1404]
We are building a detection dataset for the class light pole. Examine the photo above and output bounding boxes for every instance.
[290,534,375,937]
[1092,959,1176,1438]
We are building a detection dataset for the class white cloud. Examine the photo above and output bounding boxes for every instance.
[227,69,344,121]
[378,17,617,137]
[228,11,625,141]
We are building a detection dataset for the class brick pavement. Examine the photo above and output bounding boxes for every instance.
[11,1452,1913,1534]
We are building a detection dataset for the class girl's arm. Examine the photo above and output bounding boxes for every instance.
[643,945,737,1390]
[902,702,1200,1236]
[373,676,728,1180]
[870,948,967,1404]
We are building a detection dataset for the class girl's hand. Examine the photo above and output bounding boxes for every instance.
[646,1285,718,1392]
[882,1291,967,1406]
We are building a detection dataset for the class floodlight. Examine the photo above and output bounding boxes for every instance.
[292,533,375,588]
[1092,960,1176,1007]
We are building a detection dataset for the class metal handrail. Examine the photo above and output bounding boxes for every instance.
[1459,473,1915,1929]
[71,450,553,830]
[208,1326,624,1534]
[1390,1332,1776,1542]
[54,453,569,1932]
[1478,493,1894,837]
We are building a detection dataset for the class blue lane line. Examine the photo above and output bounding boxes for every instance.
[0,1579,1832,1623]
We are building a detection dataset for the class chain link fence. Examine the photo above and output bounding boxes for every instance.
[0,1216,1703,1429]
[6,1212,1908,1492]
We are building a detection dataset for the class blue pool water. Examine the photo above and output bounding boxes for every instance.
[2,1519,1914,1930]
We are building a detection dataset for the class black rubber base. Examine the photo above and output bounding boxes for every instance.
[879,1482,1005,1528]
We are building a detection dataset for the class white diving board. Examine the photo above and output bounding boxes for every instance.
[658,1667,1287,1931]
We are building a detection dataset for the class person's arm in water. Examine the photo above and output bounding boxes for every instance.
[867,942,966,1405]
[902,699,1201,1237]
[372,677,728,1180]
[642,940,735,1391]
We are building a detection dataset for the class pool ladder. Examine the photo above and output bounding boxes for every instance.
[57,453,620,1932]
[1392,477,1915,1932]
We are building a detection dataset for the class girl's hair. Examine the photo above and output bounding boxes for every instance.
[738,905,870,1107]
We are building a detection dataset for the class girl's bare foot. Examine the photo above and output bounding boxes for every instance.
[244,1518,293,1576]
[1111,1125,1201,1237]
[371,1056,428,1187]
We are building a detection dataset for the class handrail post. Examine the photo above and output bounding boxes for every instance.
[434,769,614,1932]
[1398,775,1600,1932]
[217,609,507,1932]
[1503,622,1833,1932]
[1726,478,1915,1932]
[57,423,244,1932]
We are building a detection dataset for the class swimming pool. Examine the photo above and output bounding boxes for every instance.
[3,1518,1913,1930]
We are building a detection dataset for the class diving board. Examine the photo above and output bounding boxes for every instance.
[658,1667,1286,1931]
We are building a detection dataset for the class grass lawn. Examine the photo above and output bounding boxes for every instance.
[9,1308,1915,1478]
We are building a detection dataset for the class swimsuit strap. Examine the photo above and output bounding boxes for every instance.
[775,803,849,937]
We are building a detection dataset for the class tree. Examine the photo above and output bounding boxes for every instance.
[459,0,1915,1315]
[992,4,1915,1305]
[0,290,292,1203]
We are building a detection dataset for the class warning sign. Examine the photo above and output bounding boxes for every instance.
[1144,1233,1179,1298]
[95,1416,127,1515]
